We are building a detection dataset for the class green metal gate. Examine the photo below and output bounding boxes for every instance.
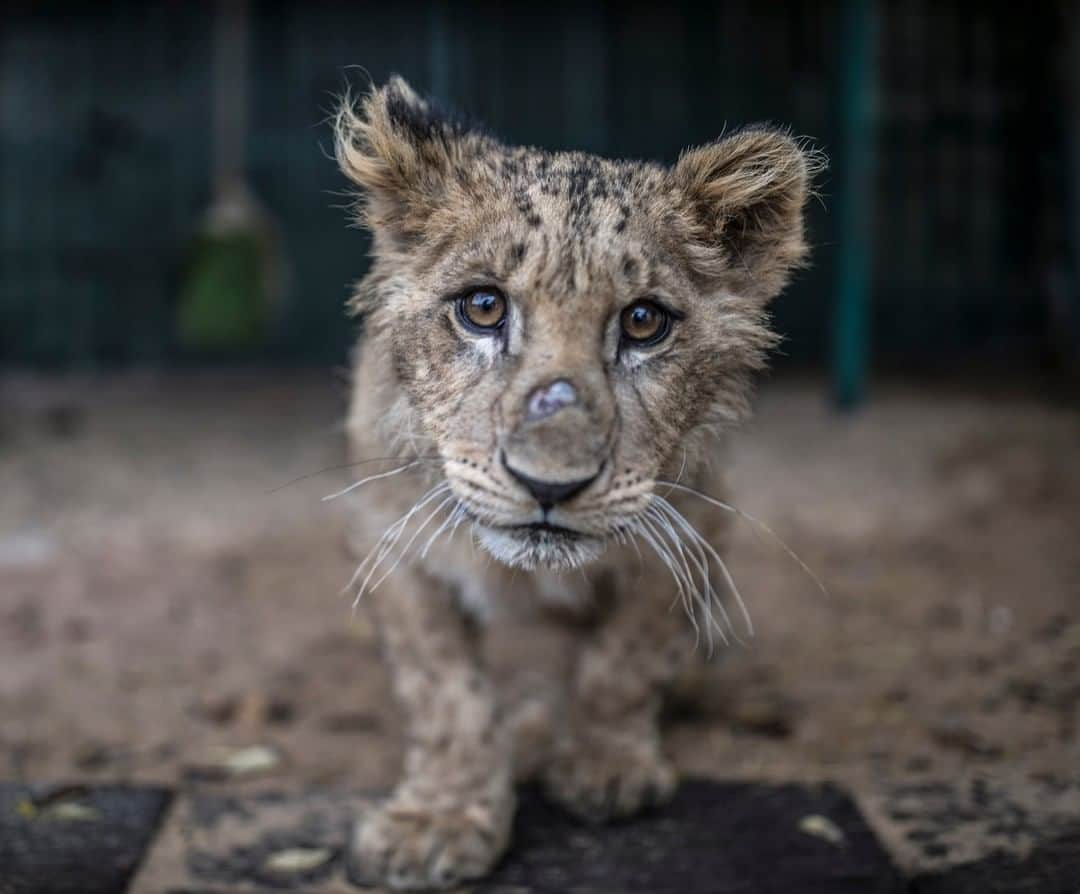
[0,1,1067,373]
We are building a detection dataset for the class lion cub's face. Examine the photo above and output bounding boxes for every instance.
[337,78,816,571]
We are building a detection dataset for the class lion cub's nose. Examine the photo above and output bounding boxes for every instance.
[525,378,578,422]
[503,459,598,510]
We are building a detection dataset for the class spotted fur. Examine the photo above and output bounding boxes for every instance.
[335,77,819,890]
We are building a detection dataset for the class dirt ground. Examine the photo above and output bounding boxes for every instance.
[1,371,1078,874]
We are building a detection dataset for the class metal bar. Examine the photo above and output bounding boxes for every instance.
[831,0,878,409]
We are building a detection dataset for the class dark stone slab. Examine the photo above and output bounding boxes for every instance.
[477,782,903,894]
[909,826,1080,894]
[0,783,173,894]
[135,779,902,893]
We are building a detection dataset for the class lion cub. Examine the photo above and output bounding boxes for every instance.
[334,77,816,890]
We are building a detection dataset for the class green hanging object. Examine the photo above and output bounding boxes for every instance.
[178,0,282,354]
[178,188,274,350]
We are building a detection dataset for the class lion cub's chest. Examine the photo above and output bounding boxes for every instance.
[426,543,600,620]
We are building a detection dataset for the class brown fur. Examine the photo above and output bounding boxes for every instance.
[335,77,819,890]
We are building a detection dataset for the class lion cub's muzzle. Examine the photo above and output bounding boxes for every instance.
[500,377,611,511]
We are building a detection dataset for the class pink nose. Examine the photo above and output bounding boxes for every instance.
[526,379,578,421]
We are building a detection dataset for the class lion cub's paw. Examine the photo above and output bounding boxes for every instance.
[542,739,677,823]
[347,791,513,890]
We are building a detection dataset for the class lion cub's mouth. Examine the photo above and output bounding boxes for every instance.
[470,514,604,571]
[516,521,578,537]
[480,517,582,539]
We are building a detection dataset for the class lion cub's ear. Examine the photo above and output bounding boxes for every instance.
[334,76,471,240]
[672,128,823,302]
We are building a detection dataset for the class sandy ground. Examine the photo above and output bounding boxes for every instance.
[1,371,1078,873]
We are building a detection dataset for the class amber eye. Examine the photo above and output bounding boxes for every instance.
[457,288,507,332]
[620,300,670,346]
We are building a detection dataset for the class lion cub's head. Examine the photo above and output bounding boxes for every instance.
[336,77,818,571]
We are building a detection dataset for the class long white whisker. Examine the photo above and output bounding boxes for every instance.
[347,482,450,606]
[619,521,645,567]
[647,505,728,652]
[421,502,464,558]
[648,503,728,650]
[657,503,740,650]
[344,515,405,595]
[654,495,752,640]
[344,483,442,597]
[638,514,693,609]
[350,518,411,611]
[367,483,450,565]
[367,494,456,594]
[660,446,689,497]
[629,527,645,573]
[657,481,828,598]
[631,520,680,607]
[449,506,467,540]
[636,514,702,650]
[322,461,422,502]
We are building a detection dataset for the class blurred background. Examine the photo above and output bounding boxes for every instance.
[3,0,1079,379]
[1,0,1078,878]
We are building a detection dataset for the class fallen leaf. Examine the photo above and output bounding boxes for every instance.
[264,847,333,873]
[45,802,101,822]
[799,814,846,846]
[222,744,279,775]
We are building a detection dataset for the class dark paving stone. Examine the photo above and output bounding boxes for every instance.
[0,783,173,894]
[909,825,1080,894]
[476,782,903,894]
[138,779,902,893]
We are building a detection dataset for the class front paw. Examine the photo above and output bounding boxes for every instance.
[542,737,676,822]
[347,790,513,890]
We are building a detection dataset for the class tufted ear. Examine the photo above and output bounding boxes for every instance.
[672,128,823,302]
[334,76,475,240]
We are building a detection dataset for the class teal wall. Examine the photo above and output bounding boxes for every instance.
[0,1,1066,370]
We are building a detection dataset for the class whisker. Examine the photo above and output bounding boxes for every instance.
[644,508,700,611]
[631,520,682,606]
[267,455,439,494]
[639,513,694,605]
[343,511,411,596]
[647,503,728,649]
[421,502,464,558]
[635,514,702,650]
[346,482,451,606]
[656,481,829,598]
[449,506,467,540]
[654,495,752,641]
[348,517,409,610]
[608,519,646,572]
[321,461,424,502]
[659,446,689,497]
[646,505,729,652]
[621,522,646,575]
[366,493,456,595]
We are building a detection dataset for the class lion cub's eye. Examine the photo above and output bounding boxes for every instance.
[620,299,671,346]
[457,288,507,333]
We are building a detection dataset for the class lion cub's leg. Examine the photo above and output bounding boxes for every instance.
[348,568,513,891]
[541,576,694,822]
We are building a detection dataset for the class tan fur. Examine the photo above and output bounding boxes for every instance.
[335,77,818,890]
